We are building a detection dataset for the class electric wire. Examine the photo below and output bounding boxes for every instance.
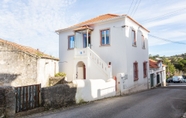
[131,0,141,17]
[149,34,186,45]
[141,7,186,23]
[127,0,134,15]
[129,0,139,16]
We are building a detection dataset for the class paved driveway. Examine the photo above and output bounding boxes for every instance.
[25,86,186,118]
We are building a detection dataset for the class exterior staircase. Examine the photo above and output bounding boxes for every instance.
[74,47,112,80]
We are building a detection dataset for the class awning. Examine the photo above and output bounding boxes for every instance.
[74,26,93,32]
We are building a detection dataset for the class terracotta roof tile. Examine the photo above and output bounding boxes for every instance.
[56,13,149,32]
[149,59,159,68]
[0,38,58,60]
[74,13,119,27]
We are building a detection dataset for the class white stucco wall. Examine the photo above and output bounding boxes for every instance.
[149,66,166,87]
[59,30,75,81]
[58,16,149,93]
[37,58,59,87]
[123,17,149,91]
[73,79,115,103]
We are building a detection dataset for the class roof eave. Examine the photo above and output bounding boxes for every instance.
[55,16,126,33]
[126,15,150,33]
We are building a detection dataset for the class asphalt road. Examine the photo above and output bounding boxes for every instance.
[25,85,186,118]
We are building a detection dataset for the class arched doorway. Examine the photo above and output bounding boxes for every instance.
[76,61,86,79]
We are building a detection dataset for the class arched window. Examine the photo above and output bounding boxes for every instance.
[131,29,136,46]
[142,35,145,49]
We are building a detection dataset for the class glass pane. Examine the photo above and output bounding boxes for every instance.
[106,30,110,44]
[69,36,74,48]
[101,30,110,45]
[101,31,105,44]
[132,30,135,45]
[84,34,87,48]
[102,37,105,44]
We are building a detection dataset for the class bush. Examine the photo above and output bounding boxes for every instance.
[55,72,66,77]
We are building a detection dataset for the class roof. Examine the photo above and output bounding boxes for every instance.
[56,13,149,32]
[0,38,59,61]
[149,59,159,68]
[149,59,166,68]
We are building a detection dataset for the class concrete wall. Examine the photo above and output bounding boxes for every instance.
[73,79,115,103]
[0,86,16,118]
[41,83,76,110]
[37,58,59,87]
[0,42,37,86]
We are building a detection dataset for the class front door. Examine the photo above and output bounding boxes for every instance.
[83,34,91,48]
[157,74,160,84]
[150,74,154,87]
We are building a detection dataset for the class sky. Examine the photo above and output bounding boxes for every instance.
[0,0,186,57]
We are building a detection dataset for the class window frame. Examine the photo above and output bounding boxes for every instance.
[133,61,138,81]
[143,61,147,78]
[100,28,110,46]
[142,35,145,49]
[132,29,136,47]
[68,35,75,50]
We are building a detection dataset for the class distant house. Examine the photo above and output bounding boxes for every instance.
[149,59,166,88]
[56,13,150,102]
[0,38,59,87]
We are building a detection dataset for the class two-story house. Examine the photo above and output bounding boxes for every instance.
[56,13,150,101]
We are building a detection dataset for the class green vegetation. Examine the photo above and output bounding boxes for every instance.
[149,53,186,78]
[55,72,66,77]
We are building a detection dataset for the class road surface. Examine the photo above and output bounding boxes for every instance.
[24,85,186,118]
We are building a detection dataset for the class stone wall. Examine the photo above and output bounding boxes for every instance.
[0,87,5,118]
[49,77,67,86]
[41,83,77,110]
[0,86,15,118]
[0,42,38,86]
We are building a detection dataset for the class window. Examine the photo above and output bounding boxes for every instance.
[142,35,145,49]
[100,29,110,45]
[133,62,138,81]
[132,30,136,46]
[143,61,147,78]
[68,35,75,49]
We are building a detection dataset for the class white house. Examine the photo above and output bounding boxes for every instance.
[149,59,166,88]
[56,14,150,102]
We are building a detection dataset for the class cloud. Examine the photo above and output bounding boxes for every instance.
[0,0,77,57]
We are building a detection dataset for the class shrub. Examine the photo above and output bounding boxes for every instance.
[55,72,66,77]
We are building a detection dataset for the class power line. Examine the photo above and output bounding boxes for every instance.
[141,7,186,23]
[131,0,141,17]
[129,0,138,16]
[127,0,134,14]
[149,34,186,45]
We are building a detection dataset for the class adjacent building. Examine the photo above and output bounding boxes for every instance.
[149,59,166,87]
[0,38,59,87]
